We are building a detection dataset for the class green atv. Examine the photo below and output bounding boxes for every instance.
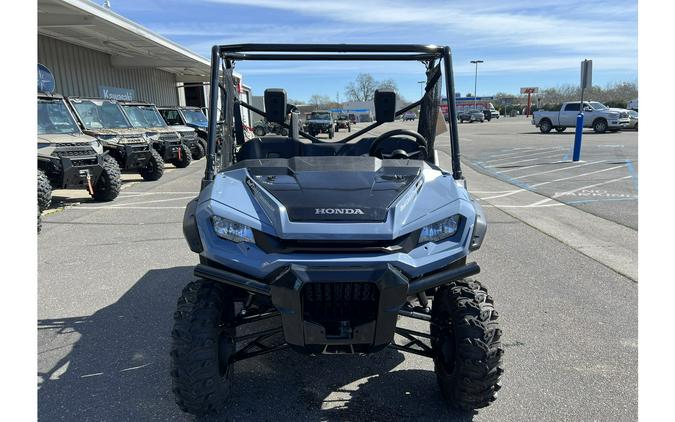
[38,93,122,220]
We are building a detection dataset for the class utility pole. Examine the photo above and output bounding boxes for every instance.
[470,60,484,110]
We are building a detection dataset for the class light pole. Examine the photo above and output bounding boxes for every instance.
[417,81,425,98]
[470,60,484,110]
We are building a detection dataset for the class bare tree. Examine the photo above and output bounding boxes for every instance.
[308,94,331,108]
[345,73,377,101]
[377,78,399,94]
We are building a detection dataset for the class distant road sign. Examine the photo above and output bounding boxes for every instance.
[580,60,592,89]
[520,87,539,94]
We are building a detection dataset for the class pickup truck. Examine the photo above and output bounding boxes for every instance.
[532,101,630,133]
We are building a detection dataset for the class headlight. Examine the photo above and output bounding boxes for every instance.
[211,216,255,243]
[146,132,160,141]
[419,215,461,243]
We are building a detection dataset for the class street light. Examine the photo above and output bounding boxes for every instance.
[417,81,425,98]
[470,60,484,111]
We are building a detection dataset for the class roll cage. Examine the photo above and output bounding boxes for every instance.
[203,44,463,188]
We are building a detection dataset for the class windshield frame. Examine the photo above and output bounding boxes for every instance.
[38,98,82,135]
[589,101,609,110]
[121,104,168,129]
[180,109,208,126]
[309,112,331,121]
[69,98,133,130]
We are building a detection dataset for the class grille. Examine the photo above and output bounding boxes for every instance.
[119,136,145,145]
[302,282,379,337]
[52,148,97,158]
[159,133,180,142]
[71,158,98,167]
[56,142,91,147]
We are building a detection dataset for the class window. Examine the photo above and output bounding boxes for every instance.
[161,109,182,125]
[564,103,580,112]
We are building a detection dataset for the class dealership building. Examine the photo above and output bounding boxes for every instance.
[37,0,250,116]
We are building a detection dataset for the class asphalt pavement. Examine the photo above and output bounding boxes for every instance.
[38,120,637,421]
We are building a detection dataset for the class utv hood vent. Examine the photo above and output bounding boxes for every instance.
[245,157,422,222]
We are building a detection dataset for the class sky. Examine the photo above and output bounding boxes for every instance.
[105,0,637,103]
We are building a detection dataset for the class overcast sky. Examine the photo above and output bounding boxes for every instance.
[108,0,638,102]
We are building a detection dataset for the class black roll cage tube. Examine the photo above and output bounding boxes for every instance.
[203,44,462,188]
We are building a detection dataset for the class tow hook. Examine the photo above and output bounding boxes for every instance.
[178,145,182,161]
[85,171,94,195]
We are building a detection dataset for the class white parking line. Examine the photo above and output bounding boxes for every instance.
[529,175,633,206]
[492,153,565,168]
[484,147,565,164]
[511,160,606,180]
[485,146,561,160]
[478,164,628,200]
[496,160,569,174]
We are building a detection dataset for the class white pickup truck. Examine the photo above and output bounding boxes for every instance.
[532,101,630,134]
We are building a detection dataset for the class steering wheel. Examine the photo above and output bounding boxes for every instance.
[368,129,428,160]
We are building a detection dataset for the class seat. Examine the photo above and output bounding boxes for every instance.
[236,136,301,160]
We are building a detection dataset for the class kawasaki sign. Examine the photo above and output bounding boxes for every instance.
[99,85,135,101]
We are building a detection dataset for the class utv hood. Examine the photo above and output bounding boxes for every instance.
[243,157,421,222]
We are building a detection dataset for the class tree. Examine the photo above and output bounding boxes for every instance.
[345,73,377,102]
[377,78,398,94]
[308,94,331,107]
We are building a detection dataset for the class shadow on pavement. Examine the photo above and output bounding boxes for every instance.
[38,266,474,422]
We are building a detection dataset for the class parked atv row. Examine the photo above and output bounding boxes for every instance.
[37,92,210,233]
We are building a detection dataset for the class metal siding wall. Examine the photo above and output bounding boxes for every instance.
[37,35,179,105]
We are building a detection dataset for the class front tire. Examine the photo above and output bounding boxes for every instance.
[139,148,164,181]
[253,126,266,137]
[171,144,193,168]
[91,155,122,202]
[171,280,236,417]
[593,119,608,133]
[37,169,52,212]
[328,127,334,139]
[431,279,503,410]
[191,141,206,160]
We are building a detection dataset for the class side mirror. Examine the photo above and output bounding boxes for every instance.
[374,89,396,123]
[264,88,287,124]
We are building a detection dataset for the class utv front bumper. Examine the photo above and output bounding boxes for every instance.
[118,144,152,170]
[194,260,479,354]
[46,154,104,189]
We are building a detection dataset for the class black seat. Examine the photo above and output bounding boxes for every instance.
[237,136,300,160]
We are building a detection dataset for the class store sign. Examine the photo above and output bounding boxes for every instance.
[520,87,539,94]
[38,64,55,93]
[99,85,135,101]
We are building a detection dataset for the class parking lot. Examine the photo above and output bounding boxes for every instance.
[457,118,638,230]
[38,119,637,421]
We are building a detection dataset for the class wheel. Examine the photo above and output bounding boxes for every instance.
[191,141,206,160]
[171,144,193,168]
[539,119,553,133]
[348,124,351,133]
[431,279,503,410]
[634,123,638,131]
[593,119,608,133]
[328,128,334,139]
[280,127,289,137]
[37,169,52,212]
[37,207,42,234]
[335,125,339,133]
[139,148,164,181]
[171,280,236,417]
[91,155,122,202]
[253,126,266,137]
[555,127,566,133]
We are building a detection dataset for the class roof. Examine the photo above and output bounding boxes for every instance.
[37,0,234,83]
